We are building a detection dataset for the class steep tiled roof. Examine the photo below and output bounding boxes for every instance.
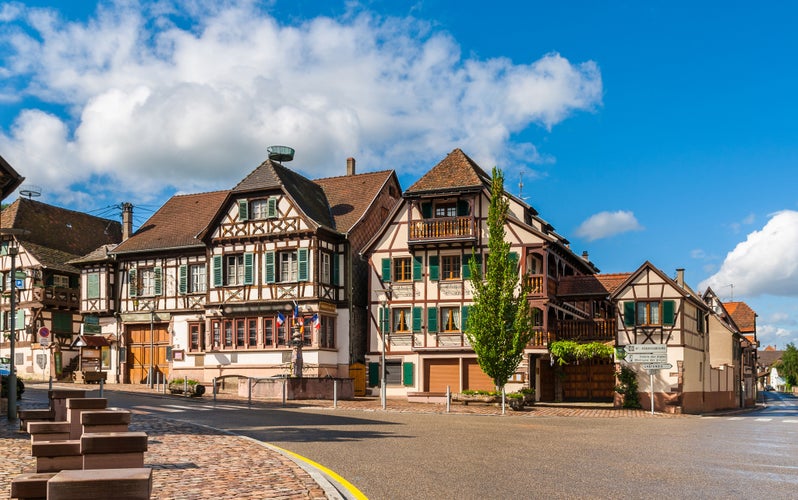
[404,148,490,195]
[0,154,24,200]
[757,349,782,367]
[113,191,228,254]
[725,301,757,333]
[315,170,395,233]
[233,160,334,229]
[68,244,118,265]
[0,198,121,256]
[558,273,632,297]
[22,241,80,274]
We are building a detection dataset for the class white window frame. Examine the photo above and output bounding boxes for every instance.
[189,264,206,293]
[226,255,245,286]
[140,268,157,296]
[321,253,331,284]
[279,251,298,283]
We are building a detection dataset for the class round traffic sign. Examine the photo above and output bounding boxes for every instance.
[38,327,50,338]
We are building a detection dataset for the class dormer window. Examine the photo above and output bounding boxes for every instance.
[238,197,278,221]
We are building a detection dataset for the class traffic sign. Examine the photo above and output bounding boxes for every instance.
[624,344,667,354]
[625,353,668,363]
[642,363,672,370]
[38,327,50,338]
[39,327,50,347]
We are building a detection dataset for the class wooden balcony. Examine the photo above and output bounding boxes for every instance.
[408,216,476,243]
[33,286,80,309]
[554,319,616,342]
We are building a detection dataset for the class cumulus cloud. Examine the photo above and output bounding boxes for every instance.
[573,210,643,241]
[0,2,603,208]
[700,211,798,297]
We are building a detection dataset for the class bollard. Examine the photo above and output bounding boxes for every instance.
[446,385,450,413]
[282,378,287,407]
[213,377,217,403]
[99,377,104,398]
[501,387,506,415]
[48,376,53,391]
[248,377,252,406]
[333,380,338,409]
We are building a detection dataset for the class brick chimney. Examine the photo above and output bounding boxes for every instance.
[676,268,685,288]
[347,157,356,176]
[122,202,133,240]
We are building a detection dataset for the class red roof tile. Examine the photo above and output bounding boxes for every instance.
[315,170,396,233]
[557,273,632,296]
[405,148,490,195]
[725,301,757,333]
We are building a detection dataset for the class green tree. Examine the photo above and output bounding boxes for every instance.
[465,167,533,391]
[777,343,798,387]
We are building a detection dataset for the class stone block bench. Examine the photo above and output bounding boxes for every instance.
[11,468,152,500]
[81,409,131,435]
[31,440,82,473]
[29,431,148,473]
[66,398,108,439]
[17,389,87,431]
[9,471,56,500]
[27,422,71,443]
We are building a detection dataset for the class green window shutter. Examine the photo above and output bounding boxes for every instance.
[178,265,187,294]
[412,306,422,332]
[15,309,25,329]
[52,311,71,332]
[413,255,423,281]
[457,200,469,216]
[87,273,100,298]
[267,197,278,218]
[298,249,309,281]
[264,252,275,283]
[153,267,162,295]
[381,258,391,282]
[462,254,472,279]
[427,307,438,333]
[403,362,414,386]
[368,362,380,387]
[332,254,340,286]
[69,275,79,288]
[0,241,7,255]
[509,252,519,270]
[238,199,249,221]
[244,253,254,285]
[212,256,223,287]
[429,256,439,281]
[461,305,470,333]
[663,300,676,326]
[623,302,635,327]
[128,268,138,297]
[421,202,432,218]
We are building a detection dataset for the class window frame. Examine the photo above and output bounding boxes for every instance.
[189,322,204,352]
[393,257,412,282]
[392,308,411,333]
[189,264,206,293]
[636,301,661,326]
[440,306,461,332]
[441,255,461,280]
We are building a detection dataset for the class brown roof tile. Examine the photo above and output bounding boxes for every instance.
[315,170,395,233]
[0,154,24,200]
[405,148,490,195]
[725,301,757,333]
[557,273,632,297]
[113,191,228,253]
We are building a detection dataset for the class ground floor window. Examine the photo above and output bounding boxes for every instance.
[204,312,332,351]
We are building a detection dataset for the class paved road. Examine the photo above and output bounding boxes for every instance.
[93,389,798,499]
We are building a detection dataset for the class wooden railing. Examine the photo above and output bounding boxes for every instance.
[33,286,80,309]
[408,216,476,242]
[528,329,551,348]
[554,319,616,341]
[525,275,544,295]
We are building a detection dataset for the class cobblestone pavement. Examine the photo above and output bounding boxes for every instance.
[3,382,752,499]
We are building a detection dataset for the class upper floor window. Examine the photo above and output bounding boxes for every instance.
[441,255,461,280]
[227,255,246,286]
[264,249,308,283]
[393,308,411,332]
[53,274,70,288]
[393,257,412,282]
[441,306,460,331]
[86,273,100,299]
[179,264,207,294]
[212,254,254,287]
[623,300,675,327]
[129,267,162,297]
[321,253,332,284]
[238,197,277,221]
[435,203,457,218]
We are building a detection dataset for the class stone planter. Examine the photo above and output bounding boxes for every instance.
[452,393,500,405]
[168,382,206,397]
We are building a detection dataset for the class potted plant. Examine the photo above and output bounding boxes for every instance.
[505,391,525,410]
[452,389,500,404]
[168,378,206,397]
[519,386,535,406]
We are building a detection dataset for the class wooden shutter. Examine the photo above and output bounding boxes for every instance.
[153,267,162,295]
[457,200,469,216]
[128,268,138,297]
[427,307,438,333]
[461,305,470,333]
[87,273,100,298]
[428,256,439,281]
[238,199,249,221]
[332,254,340,285]
[413,255,423,281]
[368,362,380,387]
[462,254,472,279]
[623,302,635,327]
[403,362,414,386]
[264,252,275,283]
[412,306,422,332]
[212,255,223,287]
[267,197,278,218]
[663,300,676,326]
[298,249,309,281]
[381,258,391,282]
[244,253,254,285]
[178,265,187,294]
[421,202,432,218]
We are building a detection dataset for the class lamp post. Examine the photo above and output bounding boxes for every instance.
[7,244,18,420]
[292,313,303,378]
[378,286,392,410]
[148,307,154,388]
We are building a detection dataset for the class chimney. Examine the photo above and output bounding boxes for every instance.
[582,251,589,262]
[676,268,685,288]
[346,157,356,176]
[122,202,133,241]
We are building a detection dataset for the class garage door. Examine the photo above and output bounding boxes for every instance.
[463,359,494,391]
[424,359,459,393]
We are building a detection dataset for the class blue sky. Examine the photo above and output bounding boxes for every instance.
[1,1,797,348]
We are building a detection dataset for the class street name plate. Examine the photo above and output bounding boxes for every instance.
[642,363,672,370]
[626,353,668,363]
[624,344,667,354]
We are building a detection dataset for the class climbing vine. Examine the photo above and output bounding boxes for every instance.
[615,365,641,408]
[548,340,614,366]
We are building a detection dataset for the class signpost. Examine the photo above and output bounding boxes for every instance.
[642,363,672,371]
[625,353,668,363]
[38,327,50,347]
[623,344,669,415]
[624,344,667,354]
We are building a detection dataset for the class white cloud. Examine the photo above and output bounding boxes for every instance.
[700,210,798,297]
[574,210,643,241]
[0,2,603,208]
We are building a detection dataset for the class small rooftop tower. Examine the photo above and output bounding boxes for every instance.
[267,145,295,164]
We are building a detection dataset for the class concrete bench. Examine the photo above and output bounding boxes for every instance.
[46,468,152,500]
[66,398,107,439]
[18,409,56,431]
[50,390,88,422]
[27,421,71,443]
[81,431,148,469]
[30,440,82,473]
[10,472,57,500]
[80,409,131,435]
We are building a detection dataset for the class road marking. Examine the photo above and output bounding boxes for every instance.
[163,404,212,411]
[135,405,183,413]
[784,419,798,423]
[755,418,773,422]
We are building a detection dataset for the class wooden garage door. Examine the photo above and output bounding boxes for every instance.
[562,357,615,402]
[464,359,495,391]
[424,359,459,393]
[127,323,170,385]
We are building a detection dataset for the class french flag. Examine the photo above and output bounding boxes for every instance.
[312,313,320,330]
[276,312,285,327]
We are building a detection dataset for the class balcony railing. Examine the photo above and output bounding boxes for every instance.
[554,319,616,341]
[408,216,476,242]
[34,286,80,309]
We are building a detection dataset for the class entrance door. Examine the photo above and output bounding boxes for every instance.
[127,323,170,384]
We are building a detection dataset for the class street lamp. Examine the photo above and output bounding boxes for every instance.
[378,286,392,410]
[148,306,155,388]
[292,308,303,378]
[7,243,18,420]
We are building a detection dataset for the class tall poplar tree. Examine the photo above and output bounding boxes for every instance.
[465,167,533,391]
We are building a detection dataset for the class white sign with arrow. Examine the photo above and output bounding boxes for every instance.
[624,344,667,354]
[625,353,668,363]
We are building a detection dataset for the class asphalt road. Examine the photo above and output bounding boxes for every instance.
[34,388,798,499]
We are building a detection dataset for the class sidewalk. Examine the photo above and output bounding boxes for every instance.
[2,382,752,499]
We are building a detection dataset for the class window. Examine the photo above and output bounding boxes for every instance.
[189,265,206,293]
[435,203,456,217]
[320,317,335,348]
[130,267,162,297]
[393,257,412,281]
[385,360,403,385]
[212,318,260,349]
[53,274,70,288]
[224,320,233,347]
[441,255,461,280]
[321,253,332,284]
[636,301,660,325]
[393,308,411,332]
[226,255,245,286]
[247,318,258,347]
[236,319,246,347]
[212,321,221,348]
[212,254,253,287]
[441,307,460,331]
[277,319,288,346]
[189,322,203,352]
[263,318,274,346]
[280,252,298,282]
[302,317,312,346]
[624,300,676,327]
[249,197,277,220]
[87,273,100,299]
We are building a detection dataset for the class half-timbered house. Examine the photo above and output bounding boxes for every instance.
[363,149,610,402]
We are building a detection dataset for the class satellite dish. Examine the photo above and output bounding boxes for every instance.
[267,145,295,163]
[19,184,42,199]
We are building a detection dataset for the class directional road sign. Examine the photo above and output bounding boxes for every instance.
[625,353,668,363]
[624,344,667,354]
[642,363,673,370]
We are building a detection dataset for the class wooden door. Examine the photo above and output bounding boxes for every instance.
[424,359,459,393]
[562,357,615,402]
[127,323,170,384]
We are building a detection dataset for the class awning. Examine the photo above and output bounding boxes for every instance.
[71,335,111,348]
